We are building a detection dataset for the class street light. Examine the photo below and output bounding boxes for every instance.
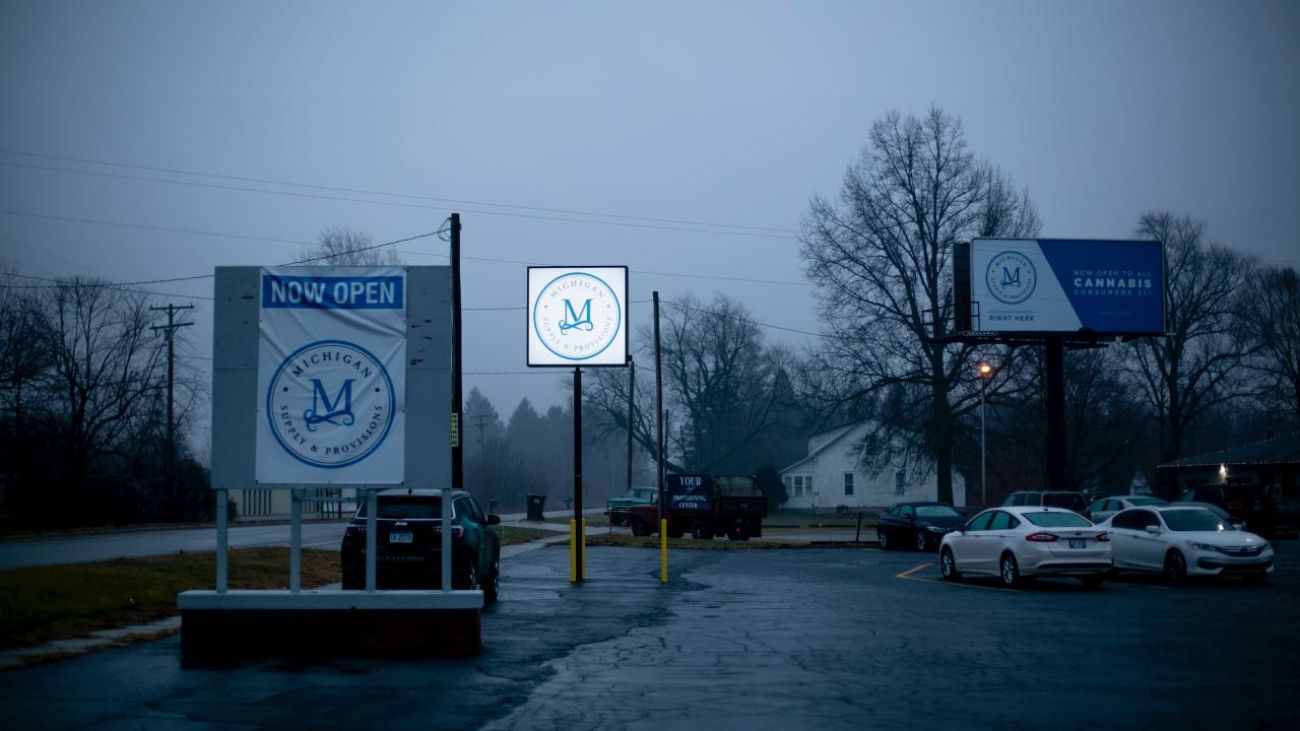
[977,362,994,507]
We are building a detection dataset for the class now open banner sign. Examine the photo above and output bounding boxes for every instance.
[255,267,407,484]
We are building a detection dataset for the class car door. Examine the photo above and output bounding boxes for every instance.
[964,511,1002,574]
[984,510,1018,566]
[1125,509,1165,570]
[1108,509,1138,568]
[950,511,994,574]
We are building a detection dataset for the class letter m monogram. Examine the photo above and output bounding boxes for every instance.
[1000,266,1021,287]
[559,298,594,333]
[304,379,357,431]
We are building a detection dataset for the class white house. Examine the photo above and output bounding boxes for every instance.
[779,422,966,510]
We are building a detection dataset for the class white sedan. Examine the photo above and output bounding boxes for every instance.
[938,506,1112,588]
[1100,505,1273,584]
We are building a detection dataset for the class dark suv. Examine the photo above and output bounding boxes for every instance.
[341,489,502,601]
[1176,484,1279,538]
[1001,490,1090,517]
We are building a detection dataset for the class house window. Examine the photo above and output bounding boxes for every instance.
[806,476,813,496]
[894,471,905,496]
[794,475,804,497]
[844,473,854,496]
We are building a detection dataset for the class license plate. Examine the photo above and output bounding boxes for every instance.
[1068,538,1086,549]
[389,532,413,544]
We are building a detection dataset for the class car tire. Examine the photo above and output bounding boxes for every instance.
[915,531,928,552]
[630,517,650,537]
[1163,550,1187,586]
[457,561,479,591]
[878,528,890,551]
[939,548,961,581]
[999,552,1021,588]
[483,556,501,603]
[1079,575,1104,590]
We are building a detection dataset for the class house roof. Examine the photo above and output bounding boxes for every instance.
[1157,432,1300,470]
[779,421,863,474]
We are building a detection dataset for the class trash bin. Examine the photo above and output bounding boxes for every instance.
[526,494,546,521]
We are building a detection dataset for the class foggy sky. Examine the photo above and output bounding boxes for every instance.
[2,0,1297,456]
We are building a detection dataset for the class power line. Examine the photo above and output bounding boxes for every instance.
[0,147,799,235]
[1,208,811,290]
[659,297,828,340]
[1,158,797,240]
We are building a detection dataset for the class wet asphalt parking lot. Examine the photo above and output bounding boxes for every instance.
[2,542,1298,730]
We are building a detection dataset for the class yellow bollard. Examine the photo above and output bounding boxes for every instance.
[660,518,668,583]
[581,518,587,579]
[569,519,577,583]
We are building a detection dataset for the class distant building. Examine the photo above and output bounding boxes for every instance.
[779,422,966,510]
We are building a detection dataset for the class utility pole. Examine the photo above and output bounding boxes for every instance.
[151,304,194,515]
[450,213,463,491]
[626,357,635,492]
[654,292,664,522]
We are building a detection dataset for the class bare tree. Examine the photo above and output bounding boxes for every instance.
[800,107,1039,503]
[41,278,167,503]
[1240,265,1300,428]
[0,265,52,488]
[1127,212,1254,466]
[587,294,807,476]
[299,227,402,266]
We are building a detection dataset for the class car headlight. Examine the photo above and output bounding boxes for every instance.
[1259,541,1271,552]
[927,526,946,533]
[1188,541,1220,552]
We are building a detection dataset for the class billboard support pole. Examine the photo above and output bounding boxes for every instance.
[573,366,583,582]
[1046,336,1067,491]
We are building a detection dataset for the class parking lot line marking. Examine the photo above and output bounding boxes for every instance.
[896,563,931,579]
[895,562,1018,592]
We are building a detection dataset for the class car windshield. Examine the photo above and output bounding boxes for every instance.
[1128,496,1166,506]
[356,497,450,520]
[1161,509,1229,532]
[1043,493,1086,510]
[1022,511,1092,528]
[915,505,961,518]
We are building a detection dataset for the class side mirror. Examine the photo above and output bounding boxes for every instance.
[1144,525,1161,535]
[487,514,501,525]
[905,515,915,522]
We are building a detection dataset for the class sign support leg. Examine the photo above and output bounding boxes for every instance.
[1046,336,1067,491]
[216,488,228,593]
[290,488,301,593]
[365,490,377,593]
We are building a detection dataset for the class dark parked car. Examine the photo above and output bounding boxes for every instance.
[1176,484,1278,538]
[1001,490,1090,517]
[341,489,502,601]
[877,501,966,552]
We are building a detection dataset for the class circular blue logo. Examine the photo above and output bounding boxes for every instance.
[985,251,1038,305]
[532,272,623,362]
[265,339,396,469]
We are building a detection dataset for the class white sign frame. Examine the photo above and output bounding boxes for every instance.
[526,266,629,367]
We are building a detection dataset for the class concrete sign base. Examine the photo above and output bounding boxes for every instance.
[178,589,483,657]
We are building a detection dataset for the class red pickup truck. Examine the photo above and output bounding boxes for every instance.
[626,474,767,541]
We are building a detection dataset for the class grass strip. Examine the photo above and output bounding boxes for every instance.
[0,547,340,650]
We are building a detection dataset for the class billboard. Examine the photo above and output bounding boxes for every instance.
[527,266,629,367]
[256,267,406,483]
[211,266,451,490]
[968,239,1165,335]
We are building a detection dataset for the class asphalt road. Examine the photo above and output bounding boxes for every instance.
[1,542,1297,730]
[0,509,595,570]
